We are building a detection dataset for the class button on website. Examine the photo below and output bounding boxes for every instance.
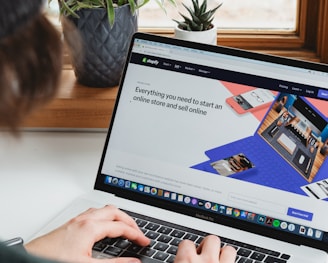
[287,208,313,221]
[318,89,328,99]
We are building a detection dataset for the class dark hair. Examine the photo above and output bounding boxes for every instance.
[0,0,62,132]
[0,12,63,133]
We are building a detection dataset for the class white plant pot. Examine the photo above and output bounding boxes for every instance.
[174,25,217,45]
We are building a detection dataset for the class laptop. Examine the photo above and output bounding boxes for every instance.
[34,32,328,263]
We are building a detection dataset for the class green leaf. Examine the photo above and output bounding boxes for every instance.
[137,0,150,9]
[105,0,115,27]
[53,0,178,27]
[193,0,201,16]
[61,0,80,17]
[199,0,207,14]
[180,13,193,24]
[128,0,137,13]
[175,0,222,31]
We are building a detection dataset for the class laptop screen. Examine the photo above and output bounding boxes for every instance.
[95,33,328,251]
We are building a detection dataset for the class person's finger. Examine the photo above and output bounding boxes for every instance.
[175,239,198,261]
[71,206,141,232]
[197,235,221,257]
[219,245,237,262]
[90,220,150,246]
[103,205,139,227]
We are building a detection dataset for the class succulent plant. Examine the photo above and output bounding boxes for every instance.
[174,0,222,31]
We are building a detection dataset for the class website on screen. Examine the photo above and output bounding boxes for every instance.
[101,40,328,239]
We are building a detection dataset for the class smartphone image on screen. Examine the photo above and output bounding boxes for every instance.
[226,88,275,114]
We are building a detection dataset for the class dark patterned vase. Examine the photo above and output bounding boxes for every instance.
[64,5,138,87]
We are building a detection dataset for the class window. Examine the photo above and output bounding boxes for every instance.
[46,0,298,31]
[45,0,328,63]
[139,0,298,31]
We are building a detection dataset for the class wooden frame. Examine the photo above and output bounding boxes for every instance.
[316,0,328,63]
[140,0,328,63]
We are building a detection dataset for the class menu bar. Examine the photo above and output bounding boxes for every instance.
[130,53,328,101]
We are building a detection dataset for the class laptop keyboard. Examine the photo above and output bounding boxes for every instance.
[92,210,291,263]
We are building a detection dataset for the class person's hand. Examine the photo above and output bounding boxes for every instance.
[175,235,236,263]
[25,205,150,263]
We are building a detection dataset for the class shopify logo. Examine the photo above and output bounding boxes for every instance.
[142,57,159,65]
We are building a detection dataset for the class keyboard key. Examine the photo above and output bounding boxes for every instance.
[184,233,198,242]
[93,242,107,252]
[149,240,156,247]
[170,238,182,246]
[104,246,122,257]
[264,256,287,263]
[136,219,148,228]
[158,234,173,243]
[250,252,266,261]
[158,226,173,234]
[115,239,131,249]
[167,246,178,255]
[167,255,175,263]
[153,251,169,261]
[171,230,185,238]
[127,244,143,253]
[254,247,280,258]
[145,231,160,240]
[280,254,291,260]
[145,222,160,231]
[237,257,253,263]
[195,236,204,244]
[120,251,137,258]
[154,242,169,251]
[101,237,116,245]
[140,247,156,257]
[237,248,252,257]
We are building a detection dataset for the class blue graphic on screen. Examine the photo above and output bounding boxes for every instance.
[192,93,328,199]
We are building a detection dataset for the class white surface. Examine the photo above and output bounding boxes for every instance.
[0,131,106,242]
[0,130,327,262]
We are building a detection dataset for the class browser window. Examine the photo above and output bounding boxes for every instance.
[100,38,328,245]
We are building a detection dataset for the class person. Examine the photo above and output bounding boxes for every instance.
[0,1,237,262]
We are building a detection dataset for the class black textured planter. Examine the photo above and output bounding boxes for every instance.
[64,5,137,87]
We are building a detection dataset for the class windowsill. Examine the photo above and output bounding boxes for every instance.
[22,70,118,129]
[22,49,320,129]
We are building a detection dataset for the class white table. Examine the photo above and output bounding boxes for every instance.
[1,130,327,263]
[0,130,107,242]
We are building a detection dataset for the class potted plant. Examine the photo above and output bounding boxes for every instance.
[49,0,174,87]
[174,0,222,45]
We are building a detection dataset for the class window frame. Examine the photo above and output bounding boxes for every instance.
[58,0,328,64]
[140,0,328,63]
[317,0,328,63]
